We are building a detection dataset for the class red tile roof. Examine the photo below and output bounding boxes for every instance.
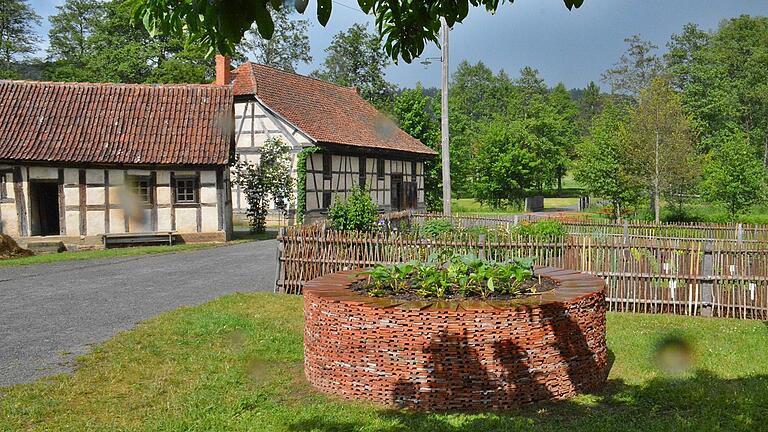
[232,62,436,157]
[0,80,234,165]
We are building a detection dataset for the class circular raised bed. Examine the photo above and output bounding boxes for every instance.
[303,267,608,411]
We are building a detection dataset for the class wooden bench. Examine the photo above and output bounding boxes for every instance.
[102,231,175,248]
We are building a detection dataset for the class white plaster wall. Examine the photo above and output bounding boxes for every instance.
[1,202,19,237]
[0,166,228,240]
[28,167,58,180]
[175,208,197,232]
[232,100,311,213]
[109,209,126,234]
[86,186,104,206]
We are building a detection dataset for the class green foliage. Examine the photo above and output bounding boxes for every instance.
[237,4,311,72]
[664,22,711,91]
[415,218,567,242]
[681,16,768,158]
[0,0,40,73]
[327,187,379,232]
[577,81,605,133]
[46,0,104,64]
[575,103,642,218]
[311,23,395,107]
[361,254,535,299]
[43,0,212,84]
[446,63,580,199]
[295,146,319,225]
[627,77,698,222]
[421,219,453,238]
[472,120,542,209]
[601,34,662,98]
[515,219,567,239]
[232,138,293,233]
[133,0,583,64]
[700,128,767,218]
[392,84,442,212]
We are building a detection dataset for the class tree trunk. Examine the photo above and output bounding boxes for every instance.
[763,135,768,167]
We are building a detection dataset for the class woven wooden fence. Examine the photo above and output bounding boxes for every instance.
[409,213,768,243]
[275,224,768,320]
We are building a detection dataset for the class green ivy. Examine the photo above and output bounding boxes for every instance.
[296,146,320,225]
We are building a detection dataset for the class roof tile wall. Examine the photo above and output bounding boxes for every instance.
[0,81,234,165]
[232,63,436,156]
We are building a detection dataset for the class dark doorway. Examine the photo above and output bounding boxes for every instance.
[391,174,404,211]
[29,182,60,236]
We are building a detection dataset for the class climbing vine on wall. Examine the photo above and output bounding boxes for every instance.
[296,146,320,225]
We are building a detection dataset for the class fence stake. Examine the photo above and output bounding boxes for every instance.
[737,223,743,245]
[274,227,286,293]
[701,240,714,317]
[478,234,486,260]
[623,219,629,244]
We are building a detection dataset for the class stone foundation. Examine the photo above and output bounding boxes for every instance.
[303,267,608,411]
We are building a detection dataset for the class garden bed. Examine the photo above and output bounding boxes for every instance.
[303,267,609,411]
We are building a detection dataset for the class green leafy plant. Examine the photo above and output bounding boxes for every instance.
[327,187,379,232]
[232,137,293,233]
[359,253,536,299]
[514,219,567,240]
[421,219,453,238]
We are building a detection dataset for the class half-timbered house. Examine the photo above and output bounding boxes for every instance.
[0,80,234,249]
[227,59,436,223]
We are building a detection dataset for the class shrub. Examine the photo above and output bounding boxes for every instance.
[421,219,453,238]
[231,137,293,233]
[360,253,536,299]
[513,219,567,240]
[328,187,379,231]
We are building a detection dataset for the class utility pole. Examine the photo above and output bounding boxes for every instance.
[440,18,452,216]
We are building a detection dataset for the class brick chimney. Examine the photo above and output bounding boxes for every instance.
[215,55,231,86]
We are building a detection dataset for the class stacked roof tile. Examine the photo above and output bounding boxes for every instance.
[0,80,233,165]
[232,62,436,157]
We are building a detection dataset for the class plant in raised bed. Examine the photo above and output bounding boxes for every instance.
[357,254,551,300]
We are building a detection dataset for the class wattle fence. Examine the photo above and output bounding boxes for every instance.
[274,214,768,320]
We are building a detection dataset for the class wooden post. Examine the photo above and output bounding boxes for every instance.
[440,18,452,216]
[478,233,486,260]
[274,227,286,294]
[736,223,743,245]
[700,240,714,317]
[622,219,629,244]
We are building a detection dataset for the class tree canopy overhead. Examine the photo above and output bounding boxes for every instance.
[133,0,584,62]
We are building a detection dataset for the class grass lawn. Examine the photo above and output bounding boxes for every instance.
[452,198,520,215]
[0,243,221,268]
[0,230,277,268]
[542,197,579,210]
[1,294,766,431]
[452,198,579,215]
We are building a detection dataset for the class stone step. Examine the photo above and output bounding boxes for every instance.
[25,241,66,254]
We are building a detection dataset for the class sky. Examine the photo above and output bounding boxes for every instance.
[28,0,767,90]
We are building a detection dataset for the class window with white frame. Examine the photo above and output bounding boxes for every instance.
[174,177,198,204]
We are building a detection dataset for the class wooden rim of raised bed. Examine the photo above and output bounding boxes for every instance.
[303,266,605,311]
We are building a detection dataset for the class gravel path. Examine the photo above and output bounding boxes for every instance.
[0,240,276,387]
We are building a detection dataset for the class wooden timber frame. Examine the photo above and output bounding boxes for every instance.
[231,97,431,221]
[0,161,233,246]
